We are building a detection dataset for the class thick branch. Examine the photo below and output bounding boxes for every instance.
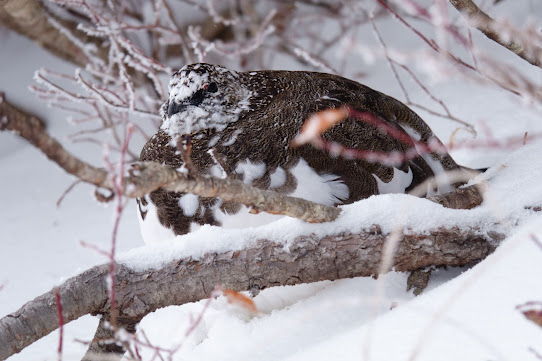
[0,0,105,67]
[449,0,542,68]
[0,93,110,187]
[0,93,340,223]
[428,183,484,210]
[81,317,137,361]
[0,223,498,360]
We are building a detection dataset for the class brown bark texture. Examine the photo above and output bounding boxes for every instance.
[0,0,105,67]
[0,223,498,360]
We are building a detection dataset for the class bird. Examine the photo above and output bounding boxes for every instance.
[137,63,472,243]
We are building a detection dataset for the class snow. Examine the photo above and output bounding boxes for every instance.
[2,2,542,361]
[168,66,209,102]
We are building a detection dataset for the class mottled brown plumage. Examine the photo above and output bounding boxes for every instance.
[138,63,468,242]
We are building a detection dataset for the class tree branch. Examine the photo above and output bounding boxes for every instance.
[81,317,137,361]
[0,0,106,67]
[0,222,498,360]
[449,0,542,68]
[0,92,340,223]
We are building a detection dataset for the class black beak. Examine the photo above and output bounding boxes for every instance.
[167,101,187,117]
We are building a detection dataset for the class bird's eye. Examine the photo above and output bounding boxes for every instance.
[206,82,218,93]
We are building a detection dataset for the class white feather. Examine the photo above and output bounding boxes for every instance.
[178,194,199,217]
[373,167,413,194]
[289,158,349,205]
[137,197,176,244]
[235,159,267,185]
[403,125,454,195]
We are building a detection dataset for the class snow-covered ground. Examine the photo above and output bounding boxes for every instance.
[2,2,542,360]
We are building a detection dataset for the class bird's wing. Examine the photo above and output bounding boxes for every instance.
[298,90,445,200]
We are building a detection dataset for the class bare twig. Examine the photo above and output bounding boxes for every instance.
[370,17,476,134]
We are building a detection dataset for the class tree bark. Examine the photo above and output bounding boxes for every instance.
[0,222,498,360]
[0,0,106,67]
[81,317,138,361]
[449,0,542,68]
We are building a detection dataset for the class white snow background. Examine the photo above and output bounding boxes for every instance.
[1,2,542,360]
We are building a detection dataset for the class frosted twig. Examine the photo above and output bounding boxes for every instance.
[47,14,102,67]
[206,0,238,26]
[292,46,338,73]
[102,123,134,327]
[530,234,542,251]
[188,9,276,58]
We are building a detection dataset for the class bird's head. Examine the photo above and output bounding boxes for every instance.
[161,63,253,138]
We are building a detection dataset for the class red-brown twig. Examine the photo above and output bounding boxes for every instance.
[102,123,135,327]
[293,105,538,166]
[292,106,449,167]
[530,347,542,361]
[79,241,111,258]
[54,288,64,361]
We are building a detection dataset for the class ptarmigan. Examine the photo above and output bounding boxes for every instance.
[137,63,470,243]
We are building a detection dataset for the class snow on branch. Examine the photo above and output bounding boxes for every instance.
[0,217,497,361]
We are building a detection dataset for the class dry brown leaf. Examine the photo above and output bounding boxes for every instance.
[518,302,542,327]
[522,310,542,327]
[223,289,258,313]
